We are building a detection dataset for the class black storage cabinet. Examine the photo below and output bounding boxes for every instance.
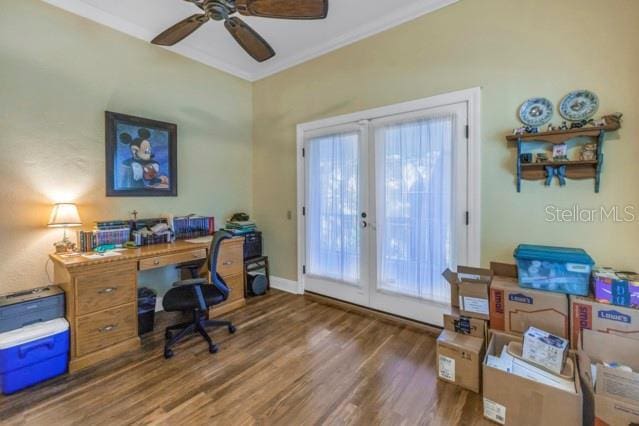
[138,287,157,335]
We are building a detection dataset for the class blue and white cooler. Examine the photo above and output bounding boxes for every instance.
[0,318,69,394]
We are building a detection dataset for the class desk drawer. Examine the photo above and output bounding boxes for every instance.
[76,303,137,357]
[139,249,207,271]
[76,270,136,316]
[224,273,244,302]
[217,243,243,277]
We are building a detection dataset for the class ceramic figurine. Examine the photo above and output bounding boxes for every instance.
[513,126,527,135]
[536,152,549,163]
[520,153,533,163]
[580,143,597,161]
[547,124,556,132]
[559,121,569,131]
[525,126,539,134]
[602,113,623,128]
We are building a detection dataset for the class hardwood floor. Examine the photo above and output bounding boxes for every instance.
[0,290,490,425]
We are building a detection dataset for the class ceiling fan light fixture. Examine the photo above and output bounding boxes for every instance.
[152,0,329,62]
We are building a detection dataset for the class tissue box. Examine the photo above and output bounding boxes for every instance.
[592,267,639,308]
[522,327,568,374]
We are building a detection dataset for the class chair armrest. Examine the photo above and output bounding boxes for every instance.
[173,278,208,287]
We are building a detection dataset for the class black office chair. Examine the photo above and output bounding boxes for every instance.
[162,230,236,359]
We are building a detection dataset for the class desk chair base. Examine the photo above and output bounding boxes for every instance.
[164,311,236,359]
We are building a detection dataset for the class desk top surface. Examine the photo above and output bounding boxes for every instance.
[50,238,243,270]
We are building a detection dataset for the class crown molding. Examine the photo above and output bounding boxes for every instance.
[250,0,459,81]
[41,0,254,80]
[42,0,458,82]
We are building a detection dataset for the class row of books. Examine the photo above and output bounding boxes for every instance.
[172,216,215,240]
[76,215,216,252]
[77,227,130,252]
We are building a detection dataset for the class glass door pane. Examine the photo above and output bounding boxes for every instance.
[375,113,455,303]
[307,131,361,284]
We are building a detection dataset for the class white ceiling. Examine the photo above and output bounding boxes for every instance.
[43,0,458,81]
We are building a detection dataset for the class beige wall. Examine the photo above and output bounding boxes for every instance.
[2,0,638,293]
[0,0,253,293]
[253,0,639,281]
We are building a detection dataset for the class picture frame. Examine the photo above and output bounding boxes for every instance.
[105,111,177,197]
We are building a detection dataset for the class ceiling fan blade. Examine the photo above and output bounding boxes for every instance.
[224,17,275,62]
[235,0,328,19]
[151,14,208,46]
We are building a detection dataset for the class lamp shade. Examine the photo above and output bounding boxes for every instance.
[48,203,82,227]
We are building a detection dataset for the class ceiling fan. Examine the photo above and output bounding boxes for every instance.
[152,0,329,62]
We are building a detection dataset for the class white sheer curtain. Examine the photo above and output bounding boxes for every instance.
[375,113,455,303]
[307,132,360,284]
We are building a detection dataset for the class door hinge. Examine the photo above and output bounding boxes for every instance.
[302,206,306,216]
[465,211,470,226]
[302,265,306,274]
[302,148,305,157]
[465,125,469,139]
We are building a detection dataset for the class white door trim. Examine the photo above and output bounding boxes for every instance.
[296,87,482,295]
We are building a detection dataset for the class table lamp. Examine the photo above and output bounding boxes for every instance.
[48,203,82,253]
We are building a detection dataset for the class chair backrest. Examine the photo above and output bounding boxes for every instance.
[208,230,233,298]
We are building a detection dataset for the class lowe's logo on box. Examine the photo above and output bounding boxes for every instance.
[598,310,631,324]
[509,293,533,304]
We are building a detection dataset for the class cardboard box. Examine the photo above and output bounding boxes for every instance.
[436,330,484,393]
[443,308,488,342]
[570,295,639,349]
[577,329,639,426]
[483,331,582,425]
[489,263,570,338]
[442,266,492,312]
[592,267,639,308]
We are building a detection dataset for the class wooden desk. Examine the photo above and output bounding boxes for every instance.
[50,238,245,372]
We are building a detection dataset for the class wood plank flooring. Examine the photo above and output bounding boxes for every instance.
[0,290,490,425]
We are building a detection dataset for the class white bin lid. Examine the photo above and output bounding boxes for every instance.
[0,318,69,350]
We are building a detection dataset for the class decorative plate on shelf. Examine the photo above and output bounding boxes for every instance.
[559,90,599,121]
[518,98,554,126]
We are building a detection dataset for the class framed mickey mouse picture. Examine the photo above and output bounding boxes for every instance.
[105,111,177,197]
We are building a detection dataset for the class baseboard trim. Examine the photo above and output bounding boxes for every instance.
[270,276,303,295]
[304,291,442,336]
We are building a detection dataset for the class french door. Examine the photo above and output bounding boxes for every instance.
[302,96,474,326]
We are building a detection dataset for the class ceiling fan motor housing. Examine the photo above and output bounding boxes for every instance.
[202,0,236,21]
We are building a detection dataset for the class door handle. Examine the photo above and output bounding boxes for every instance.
[361,220,368,228]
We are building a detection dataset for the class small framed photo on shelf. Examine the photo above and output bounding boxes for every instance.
[105,111,177,197]
[552,143,568,161]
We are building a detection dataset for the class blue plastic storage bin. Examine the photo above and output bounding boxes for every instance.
[513,244,594,295]
[0,318,69,394]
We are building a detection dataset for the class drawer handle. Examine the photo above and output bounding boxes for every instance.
[153,259,161,265]
[99,287,117,294]
[99,324,117,333]
[223,261,233,266]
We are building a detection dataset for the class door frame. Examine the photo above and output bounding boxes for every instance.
[296,87,482,299]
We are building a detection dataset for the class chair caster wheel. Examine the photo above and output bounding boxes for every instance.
[209,344,219,354]
[164,349,174,359]
[228,325,236,334]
